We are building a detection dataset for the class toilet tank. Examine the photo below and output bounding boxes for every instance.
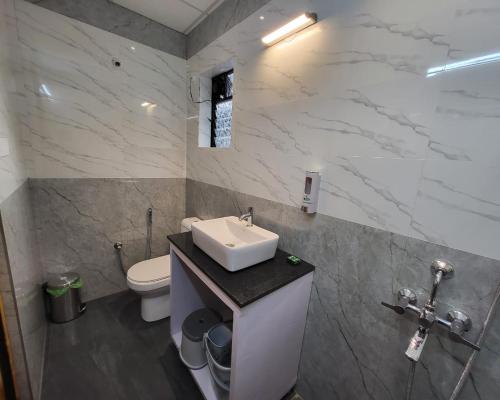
[181,217,201,233]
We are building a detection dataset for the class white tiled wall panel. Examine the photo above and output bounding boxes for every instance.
[187,0,500,261]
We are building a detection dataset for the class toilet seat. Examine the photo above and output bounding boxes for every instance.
[127,255,171,292]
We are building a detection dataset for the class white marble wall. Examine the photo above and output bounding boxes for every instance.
[16,0,187,179]
[0,0,27,202]
[187,0,500,261]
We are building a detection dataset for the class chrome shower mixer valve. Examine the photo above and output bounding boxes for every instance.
[381,259,480,362]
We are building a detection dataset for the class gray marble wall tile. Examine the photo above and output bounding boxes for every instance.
[24,0,186,58]
[455,287,500,400]
[30,178,186,302]
[186,178,500,400]
[0,182,46,400]
[0,216,32,400]
[186,0,272,58]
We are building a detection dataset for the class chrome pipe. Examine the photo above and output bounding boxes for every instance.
[429,270,443,306]
[449,282,500,400]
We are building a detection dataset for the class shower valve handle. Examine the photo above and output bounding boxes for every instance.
[447,310,481,351]
[381,288,418,315]
[448,332,480,351]
[381,301,405,314]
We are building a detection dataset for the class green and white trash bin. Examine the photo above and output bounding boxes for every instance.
[45,272,86,323]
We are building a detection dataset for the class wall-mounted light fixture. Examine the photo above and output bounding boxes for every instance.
[262,12,317,47]
[427,52,500,77]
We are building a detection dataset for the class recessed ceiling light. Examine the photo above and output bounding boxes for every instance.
[141,102,151,107]
[130,46,135,51]
[259,15,265,20]
[262,13,317,47]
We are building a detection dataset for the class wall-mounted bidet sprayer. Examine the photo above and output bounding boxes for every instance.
[114,208,154,275]
[114,242,126,275]
[382,259,480,362]
[145,208,153,260]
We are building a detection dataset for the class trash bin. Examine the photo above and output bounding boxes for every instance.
[180,308,221,369]
[45,272,86,323]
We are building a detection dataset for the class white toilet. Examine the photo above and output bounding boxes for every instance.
[127,217,200,322]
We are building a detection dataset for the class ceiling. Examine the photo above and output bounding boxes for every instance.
[111,0,224,34]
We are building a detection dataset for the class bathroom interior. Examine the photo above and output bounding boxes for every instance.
[0,0,499,399]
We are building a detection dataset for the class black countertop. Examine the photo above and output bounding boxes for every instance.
[168,232,315,308]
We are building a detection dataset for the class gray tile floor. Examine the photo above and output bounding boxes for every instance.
[41,290,203,400]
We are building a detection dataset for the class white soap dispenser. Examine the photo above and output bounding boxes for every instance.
[301,171,320,213]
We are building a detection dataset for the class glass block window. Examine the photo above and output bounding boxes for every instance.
[211,70,233,148]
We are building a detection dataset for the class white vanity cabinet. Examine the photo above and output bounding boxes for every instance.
[168,233,315,400]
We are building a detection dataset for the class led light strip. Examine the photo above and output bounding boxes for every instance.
[262,12,317,47]
[427,52,500,77]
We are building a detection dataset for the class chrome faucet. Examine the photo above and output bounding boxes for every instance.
[239,207,254,227]
[382,259,480,363]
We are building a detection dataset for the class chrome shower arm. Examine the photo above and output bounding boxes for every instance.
[428,270,442,306]
[428,259,454,307]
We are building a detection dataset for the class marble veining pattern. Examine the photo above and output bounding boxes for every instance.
[186,178,500,400]
[30,178,186,302]
[16,0,187,179]
[186,0,500,261]
[187,0,273,58]
[25,0,186,59]
[0,215,32,400]
[0,3,35,397]
[0,0,27,203]
[0,182,46,400]
[456,290,500,400]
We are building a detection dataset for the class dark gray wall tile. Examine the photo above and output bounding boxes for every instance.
[186,0,272,58]
[25,0,187,58]
[186,178,500,400]
[0,182,46,400]
[0,218,32,400]
[456,297,500,400]
[30,178,186,302]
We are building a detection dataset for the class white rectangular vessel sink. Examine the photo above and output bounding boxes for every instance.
[191,216,279,272]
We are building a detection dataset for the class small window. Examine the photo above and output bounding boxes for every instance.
[211,70,233,148]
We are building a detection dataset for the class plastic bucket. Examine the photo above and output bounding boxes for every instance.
[205,334,231,391]
[206,323,232,366]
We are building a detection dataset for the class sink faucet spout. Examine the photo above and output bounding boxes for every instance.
[239,207,254,227]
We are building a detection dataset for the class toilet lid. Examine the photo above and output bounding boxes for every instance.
[127,255,171,283]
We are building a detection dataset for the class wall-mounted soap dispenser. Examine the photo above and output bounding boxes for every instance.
[301,171,320,213]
